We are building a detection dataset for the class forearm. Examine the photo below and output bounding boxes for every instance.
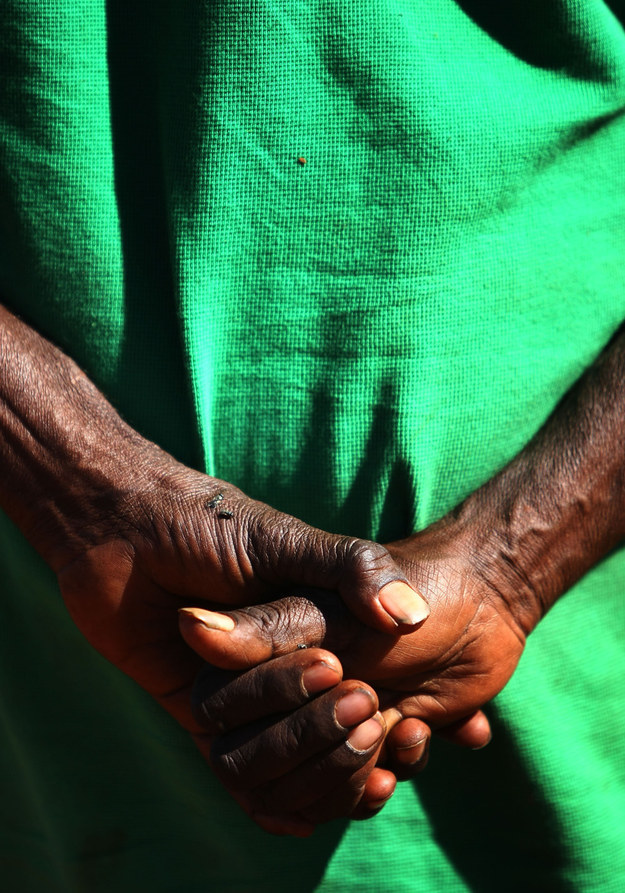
[448,325,625,634]
[1,304,419,631]
[0,304,163,570]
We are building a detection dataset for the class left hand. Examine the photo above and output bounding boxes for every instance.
[187,639,490,836]
[189,647,397,836]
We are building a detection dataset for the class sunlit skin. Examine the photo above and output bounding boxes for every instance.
[183,324,625,832]
[180,520,524,832]
[2,302,624,836]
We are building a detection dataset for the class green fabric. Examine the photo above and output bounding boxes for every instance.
[1,1,625,890]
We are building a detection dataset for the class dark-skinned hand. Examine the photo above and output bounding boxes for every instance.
[184,635,492,836]
[180,324,625,834]
[179,520,516,833]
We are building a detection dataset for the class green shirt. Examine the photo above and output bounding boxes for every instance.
[1,2,625,890]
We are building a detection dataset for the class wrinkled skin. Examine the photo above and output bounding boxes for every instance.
[7,305,622,837]
[0,304,491,837]
[182,522,524,832]
[0,307,443,827]
[55,467,423,733]
[0,305,428,742]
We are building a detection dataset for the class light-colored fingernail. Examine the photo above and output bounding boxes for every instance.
[178,607,235,632]
[347,716,384,752]
[395,737,428,765]
[378,581,429,626]
[301,662,341,697]
[380,707,403,732]
[335,690,376,728]
[472,732,493,751]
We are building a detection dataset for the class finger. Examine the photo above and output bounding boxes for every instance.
[243,506,429,633]
[247,812,316,839]
[178,593,363,671]
[226,791,317,839]
[209,682,381,791]
[384,718,431,780]
[180,599,494,738]
[378,710,491,782]
[435,709,492,750]
[352,767,397,819]
[178,593,412,686]
[249,715,386,821]
[191,648,343,736]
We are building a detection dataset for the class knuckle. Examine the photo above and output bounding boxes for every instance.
[245,597,326,654]
[283,596,327,642]
[343,538,391,577]
[246,601,290,639]
[277,723,303,756]
[243,502,295,565]
[190,667,238,735]
[278,709,315,753]
[209,741,248,790]
[192,696,225,736]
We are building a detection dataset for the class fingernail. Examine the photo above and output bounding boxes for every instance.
[178,607,235,632]
[378,581,429,626]
[302,662,341,697]
[347,716,384,752]
[472,732,493,751]
[335,690,376,728]
[395,737,428,765]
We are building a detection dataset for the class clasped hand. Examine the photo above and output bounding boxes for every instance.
[180,522,527,836]
[50,451,449,833]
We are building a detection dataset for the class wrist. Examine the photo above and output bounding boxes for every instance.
[0,305,182,570]
[11,404,168,572]
[399,333,625,640]
[442,443,617,638]
[447,489,547,638]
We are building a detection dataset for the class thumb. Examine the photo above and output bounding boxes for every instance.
[178,590,411,680]
[178,592,338,671]
[241,508,429,634]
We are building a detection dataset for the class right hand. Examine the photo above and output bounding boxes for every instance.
[54,454,428,732]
